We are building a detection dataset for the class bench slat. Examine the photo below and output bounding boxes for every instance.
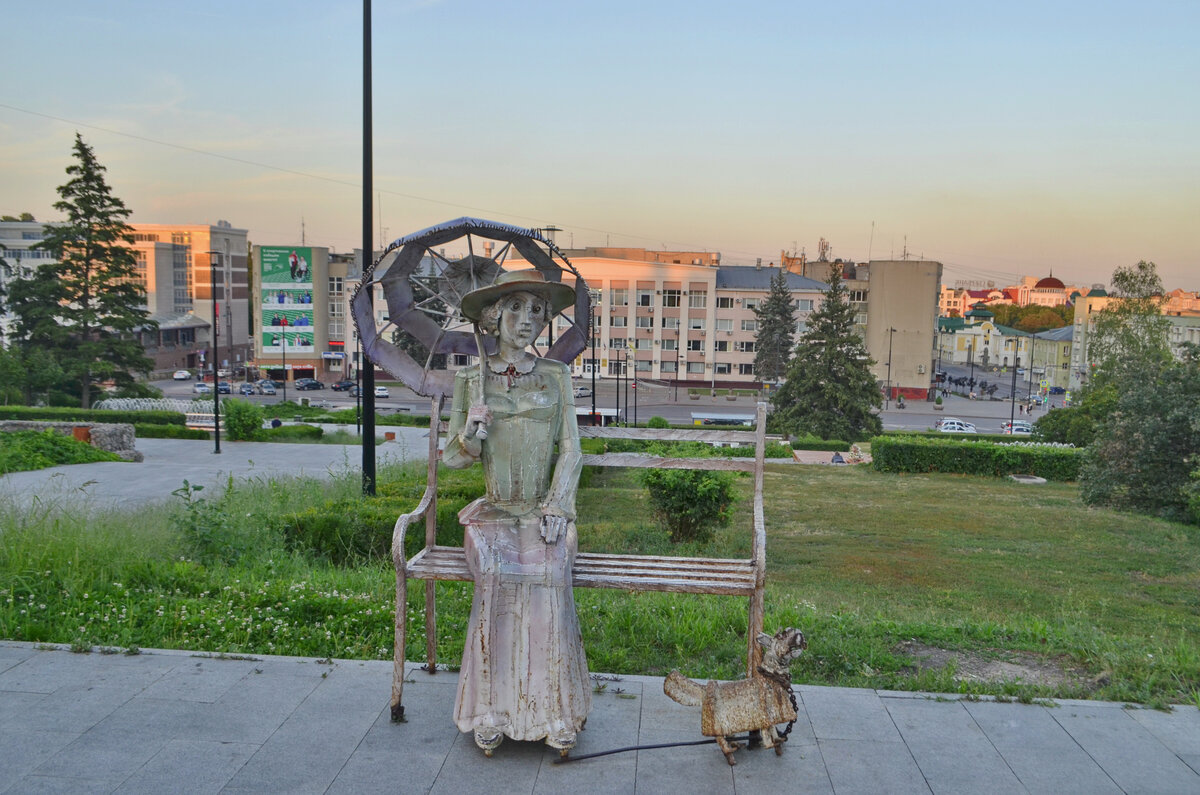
[407,546,755,594]
[580,427,756,443]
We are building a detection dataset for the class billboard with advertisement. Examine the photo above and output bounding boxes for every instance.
[260,247,315,353]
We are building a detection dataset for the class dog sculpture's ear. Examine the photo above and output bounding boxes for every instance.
[756,632,773,648]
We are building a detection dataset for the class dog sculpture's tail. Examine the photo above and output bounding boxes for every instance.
[663,671,705,707]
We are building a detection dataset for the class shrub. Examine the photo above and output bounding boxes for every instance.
[0,429,123,474]
[134,423,210,440]
[263,424,324,442]
[646,416,670,429]
[642,467,738,542]
[222,399,264,441]
[0,406,185,426]
[870,435,1082,481]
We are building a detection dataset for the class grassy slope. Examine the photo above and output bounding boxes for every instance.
[0,461,1196,705]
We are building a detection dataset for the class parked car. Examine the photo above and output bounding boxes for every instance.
[1002,420,1033,435]
[1049,386,1066,395]
[573,386,592,398]
[238,383,256,396]
[258,382,277,395]
[331,379,355,391]
[374,386,390,399]
[938,420,977,434]
[216,381,232,394]
[193,382,211,394]
[934,416,963,430]
[172,369,191,381]
[294,378,324,391]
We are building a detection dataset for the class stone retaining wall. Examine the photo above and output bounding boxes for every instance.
[0,421,143,462]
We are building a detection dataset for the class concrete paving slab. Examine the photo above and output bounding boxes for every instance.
[817,737,931,794]
[0,643,35,675]
[2,643,1199,793]
[886,697,1024,794]
[1052,703,1200,794]
[114,739,259,795]
[0,648,176,694]
[963,700,1122,795]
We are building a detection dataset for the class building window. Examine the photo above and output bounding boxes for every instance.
[796,298,813,311]
[610,288,628,306]
[453,353,470,366]
[795,321,807,335]
[608,360,627,376]
[687,362,705,374]
[660,360,677,373]
[634,338,653,350]
[714,362,731,375]
[714,340,729,352]
[735,340,757,353]
[635,315,654,328]
[739,363,755,376]
[661,316,680,330]
[328,320,344,338]
[716,296,734,309]
[688,318,706,330]
[849,290,868,303]
[743,298,759,310]
[329,302,344,318]
[661,338,678,351]
[715,318,733,331]
[635,360,653,372]
[689,292,707,308]
[687,339,703,351]
[636,290,652,307]
[611,315,627,328]
[741,319,758,332]
[662,289,681,307]
[610,337,627,349]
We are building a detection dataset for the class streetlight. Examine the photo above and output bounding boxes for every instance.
[590,302,597,423]
[1006,337,1019,429]
[968,340,975,396]
[885,327,897,409]
[206,253,221,454]
[1026,332,1038,413]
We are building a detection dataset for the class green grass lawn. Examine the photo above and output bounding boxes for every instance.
[1,461,1196,706]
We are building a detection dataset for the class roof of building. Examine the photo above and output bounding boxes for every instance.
[1036,326,1075,341]
[146,312,209,330]
[1035,275,1065,289]
[1088,287,1108,297]
[715,266,827,291]
[965,306,995,318]
[938,317,967,331]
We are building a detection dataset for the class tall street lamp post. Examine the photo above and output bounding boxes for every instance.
[208,253,221,454]
[1007,338,1019,429]
[885,327,897,409]
[968,341,975,395]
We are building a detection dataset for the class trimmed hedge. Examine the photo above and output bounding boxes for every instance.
[134,423,210,440]
[790,435,851,452]
[0,406,186,426]
[870,435,1082,481]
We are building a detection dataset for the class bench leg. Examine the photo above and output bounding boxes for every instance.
[391,561,408,722]
[424,580,437,672]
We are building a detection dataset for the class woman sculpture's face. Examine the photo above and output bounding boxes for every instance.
[496,291,547,350]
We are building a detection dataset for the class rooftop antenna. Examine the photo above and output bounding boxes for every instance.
[301,216,306,246]
[868,220,875,262]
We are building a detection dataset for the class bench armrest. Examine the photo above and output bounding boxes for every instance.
[392,482,438,569]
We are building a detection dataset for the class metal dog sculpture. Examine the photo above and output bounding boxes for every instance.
[663,627,807,765]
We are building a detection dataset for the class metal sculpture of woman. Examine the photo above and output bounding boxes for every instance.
[443,269,590,756]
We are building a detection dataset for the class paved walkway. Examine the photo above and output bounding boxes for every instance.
[1,641,1198,793]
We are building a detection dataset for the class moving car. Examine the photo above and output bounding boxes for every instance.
[238,383,256,396]
[216,381,232,394]
[349,385,361,397]
[374,386,390,399]
[193,382,211,394]
[573,386,592,398]
[258,382,277,395]
[172,369,190,381]
[1049,386,1066,395]
[294,378,324,391]
[331,379,355,391]
[938,420,977,433]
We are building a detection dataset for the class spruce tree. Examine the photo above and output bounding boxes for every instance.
[16,133,154,407]
[770,268,882,441]
[753,268,796,384]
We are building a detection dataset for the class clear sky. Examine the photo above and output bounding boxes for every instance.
[3,0,1196,289]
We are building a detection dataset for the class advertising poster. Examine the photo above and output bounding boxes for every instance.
[260,247,315,353]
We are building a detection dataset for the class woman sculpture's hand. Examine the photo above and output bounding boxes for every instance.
[465,403,492,440]
[540,512,570,544]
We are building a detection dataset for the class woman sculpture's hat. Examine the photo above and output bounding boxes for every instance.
[460,269,576,322]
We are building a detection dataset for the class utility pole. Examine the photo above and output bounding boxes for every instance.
[886,327,897,409]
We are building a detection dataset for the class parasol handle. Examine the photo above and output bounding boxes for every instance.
[471,325,489,440]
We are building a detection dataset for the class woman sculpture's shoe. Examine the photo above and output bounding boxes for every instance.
[546,729,577,757]
[474,727,503,756]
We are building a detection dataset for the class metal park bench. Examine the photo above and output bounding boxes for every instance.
[388,400,768,721]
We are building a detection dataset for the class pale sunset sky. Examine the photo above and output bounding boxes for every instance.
[2,0,1196,290]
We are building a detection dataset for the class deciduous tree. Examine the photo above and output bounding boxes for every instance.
[770,268,882,441]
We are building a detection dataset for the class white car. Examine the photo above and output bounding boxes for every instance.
[193,382,211,394]
[172,369,190,381]
[573,386,592,398]
[938,420,977,433]
[374,386,389,399]
[1002,420,1033,435]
